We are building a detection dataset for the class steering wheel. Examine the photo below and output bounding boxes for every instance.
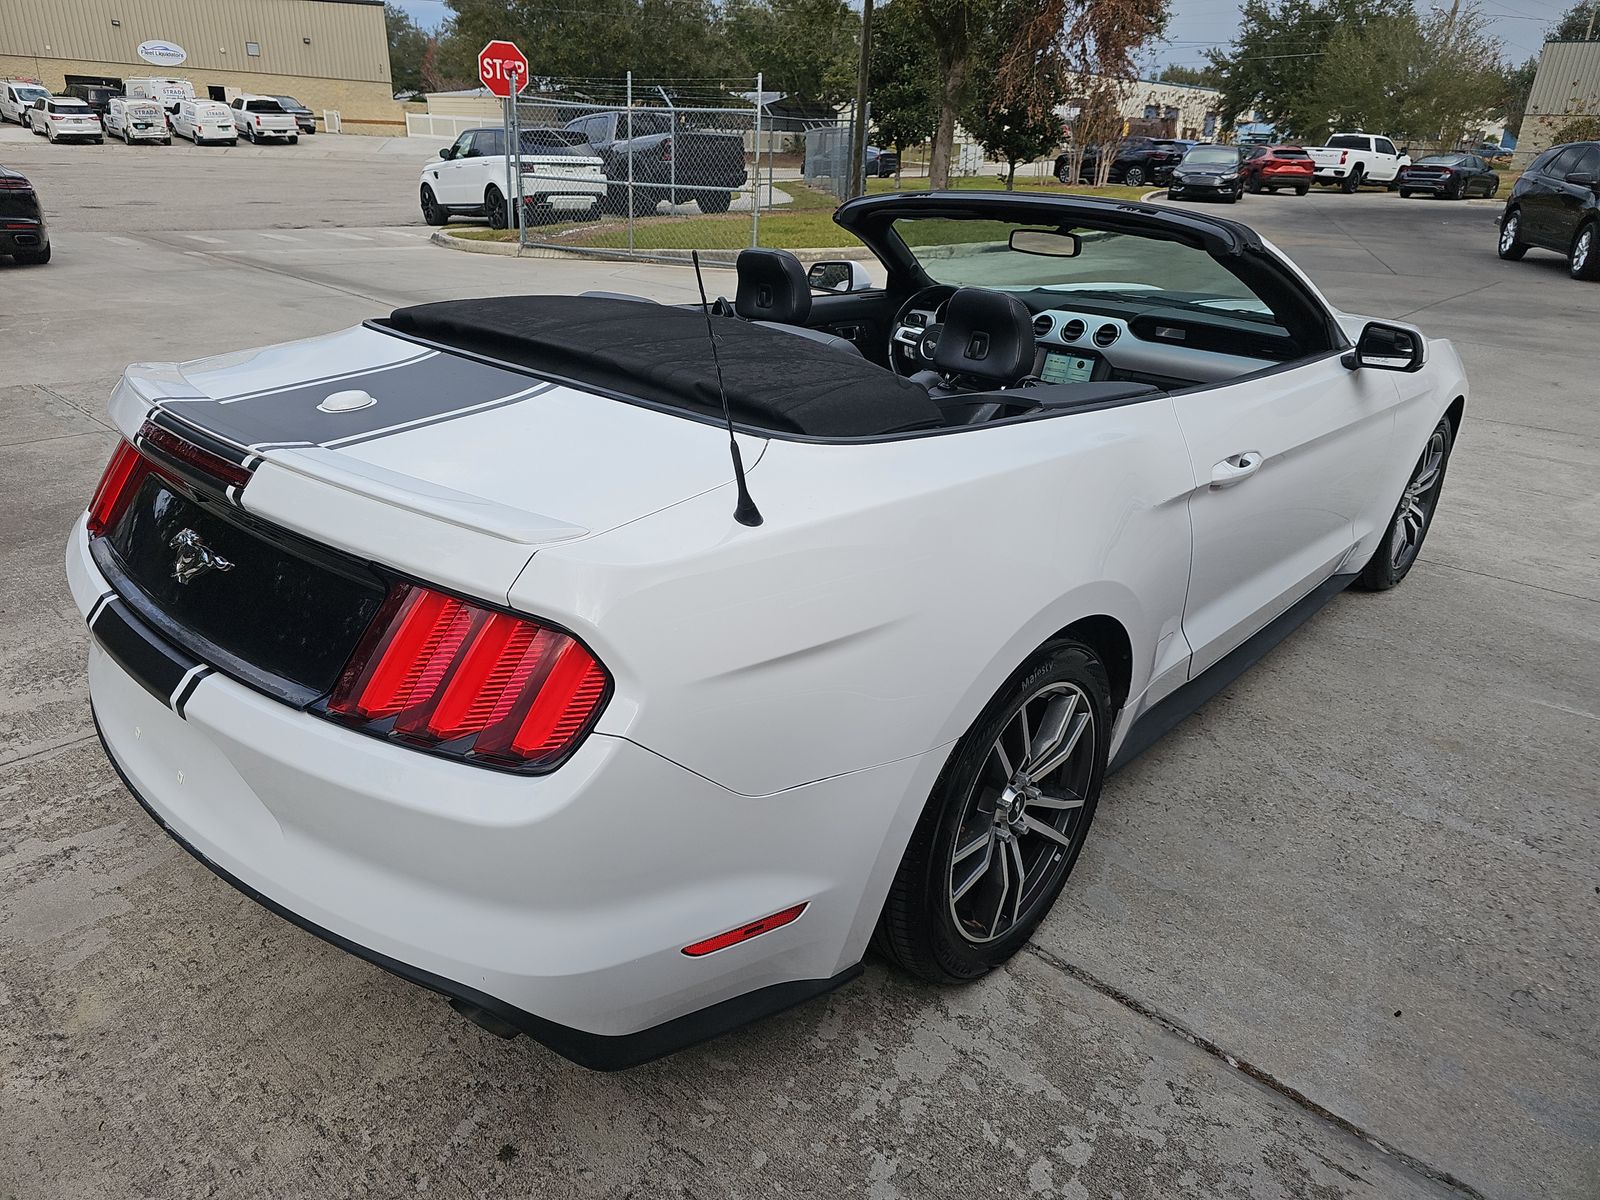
[888,284,957,377]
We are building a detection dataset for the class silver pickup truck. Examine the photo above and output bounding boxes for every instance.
[230,95,299,145]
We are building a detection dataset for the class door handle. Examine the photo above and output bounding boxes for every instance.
[1210,451,1263,488]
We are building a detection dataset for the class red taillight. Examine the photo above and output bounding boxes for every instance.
[87,440,152,536]
[682,904,808,957]
[328,585,610,770]
[660,137,672,163]
[1339,150,1348,165]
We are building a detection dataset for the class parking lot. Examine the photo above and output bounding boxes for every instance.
[1,131,1595,1200]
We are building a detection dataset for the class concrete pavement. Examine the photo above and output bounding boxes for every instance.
[0,144,1594,1200]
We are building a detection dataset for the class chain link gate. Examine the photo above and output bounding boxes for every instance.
[500,74,783,265]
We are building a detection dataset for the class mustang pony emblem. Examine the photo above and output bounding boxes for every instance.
[170,528,234,585]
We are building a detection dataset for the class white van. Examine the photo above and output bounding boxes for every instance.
[104,96,171,145]
[172,99,237,146]
[123,77,196,116]
[0,80,51,125]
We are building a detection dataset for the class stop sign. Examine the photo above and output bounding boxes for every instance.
[478,40,529,98]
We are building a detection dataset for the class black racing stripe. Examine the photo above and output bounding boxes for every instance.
[91,598,199,711]
[172,667,213,718]
[150,351,548,453]
[196,348,438,405]
[87,591,116,627]
[323,383,555,449]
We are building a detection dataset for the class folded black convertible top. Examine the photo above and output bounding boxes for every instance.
[381,295,941,438]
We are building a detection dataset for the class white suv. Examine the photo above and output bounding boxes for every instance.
[420,127,608,229]
[28,97,104,144]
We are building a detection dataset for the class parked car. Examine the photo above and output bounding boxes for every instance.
[123,77,196,118]
[1498,140,1600,281]
[865,146,899,178]
[1239,144,1314,194]
[1166,144,1244,202]
[62,82,120,124]
[28,97,103,144]
[1055,136,1183,187]
[270,95,317,136]
[420,127,608,229]
[72,191,1466,1069]
[1397,153,1498,200]
[563,109,749,216]
[0,163,49,264]
[104,96,171,145]
[0,80,51,125]
[1308,133,1409,192]
[1470,142,1511,162]
[172,99,238,146]
[230,95,299,144]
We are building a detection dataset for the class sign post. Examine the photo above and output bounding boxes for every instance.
[479,41,528,234]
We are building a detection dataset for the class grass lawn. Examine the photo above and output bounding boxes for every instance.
[451,177,1160,253]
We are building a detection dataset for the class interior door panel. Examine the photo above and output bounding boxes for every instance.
[806,291,894,367]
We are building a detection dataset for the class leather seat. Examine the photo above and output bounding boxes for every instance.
[734,248,863,358]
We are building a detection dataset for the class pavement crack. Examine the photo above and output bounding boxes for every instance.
[1022,943,1490,1200]
[0,731,97,771]
[1419,557,1599,605]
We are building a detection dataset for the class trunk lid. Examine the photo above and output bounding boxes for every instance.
[108,323,761,585]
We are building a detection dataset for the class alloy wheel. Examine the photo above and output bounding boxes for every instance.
[947,682,1096,945]
[1124,167,1146,187]
[1573,227,1593,276]
[1389,428,1446,572]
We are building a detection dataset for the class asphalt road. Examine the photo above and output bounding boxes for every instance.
[1,133,1595,1200]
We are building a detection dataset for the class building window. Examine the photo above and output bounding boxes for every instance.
[245,41,261,57]
[1143,104,1159,120]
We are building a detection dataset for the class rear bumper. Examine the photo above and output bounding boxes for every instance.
[0,223,47,252]
[68,517,912,1068]
[1397,179,1450,193]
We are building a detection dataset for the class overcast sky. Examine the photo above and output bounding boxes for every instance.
[394,0,1571,74]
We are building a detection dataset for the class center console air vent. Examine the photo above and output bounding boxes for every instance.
[1093,323,1120,348]
[1032,314,1053,337]
[1060,318,1087,342]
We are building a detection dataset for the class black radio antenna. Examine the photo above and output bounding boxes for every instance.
[691,250,763,527]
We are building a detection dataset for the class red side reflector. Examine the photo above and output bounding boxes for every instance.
[87,440,151,536]
[328,584,610,770]
[682,903,808,957]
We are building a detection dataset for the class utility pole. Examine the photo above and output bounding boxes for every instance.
[848,0,875,199]
[1585,0,1598,41]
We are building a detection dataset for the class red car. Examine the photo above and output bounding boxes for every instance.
[1240,145,1315,195]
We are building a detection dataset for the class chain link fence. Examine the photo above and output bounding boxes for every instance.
[492,75,801,264]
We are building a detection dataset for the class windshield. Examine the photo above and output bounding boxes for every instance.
[275,96,305,108]
[889,217,1277,321]
[15,86,48,103]
[1181,147,1238,167]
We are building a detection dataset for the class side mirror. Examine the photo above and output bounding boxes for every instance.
[1565,170,1599,189]
[438,147,450,160]
[1343,321,1425,373]
[807,259,873,293]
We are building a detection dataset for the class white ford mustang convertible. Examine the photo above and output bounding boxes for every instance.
[69,193,1465,1068]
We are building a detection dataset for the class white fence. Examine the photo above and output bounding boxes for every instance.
[406,112,489,139]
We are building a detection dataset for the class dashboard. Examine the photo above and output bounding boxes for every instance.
[892,298,1282,387]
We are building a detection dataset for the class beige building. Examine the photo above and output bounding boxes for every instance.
[0,0,402,133]
[1514,40,1600,170]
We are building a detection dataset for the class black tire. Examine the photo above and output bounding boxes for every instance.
[420,185,447,227]
[1166,189,1179,201]
[874,641,1110,983]
[1340,166,1364,194]
[1055,162,1071,184]
[1497,207,1529,260]
[289,135,299,145]
[1295,184,1309,196]
[1570,222,1600,281]
[629,187,659,218]
[14,243,51,265]
[1486,179,1498,199]
[1399,189,1412,199]
[1354,415,1453,591]
[1448,177,1465,201]
[695,189,732,214]
[484,185,508,230]
[1122,165,1147,187]
[1246,174,1262,194]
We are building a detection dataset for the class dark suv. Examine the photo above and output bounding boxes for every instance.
[63,83,119,122]
[0,164,50,264]
[1054,137,1184,188]
[1499,141,1600,281]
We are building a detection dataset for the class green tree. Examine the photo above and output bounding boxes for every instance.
[726,0,860,106]
[385,2,429,94]
[1154,63,1216,87]
[1549,1,1600,40]
[963,93,1064,187]
[1206,0,1408,135]
[1494,56,1539,138]
[868,0,938,176]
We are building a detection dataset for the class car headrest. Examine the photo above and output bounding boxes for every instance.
[933,287,1036,383]
[735,248,811,325]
